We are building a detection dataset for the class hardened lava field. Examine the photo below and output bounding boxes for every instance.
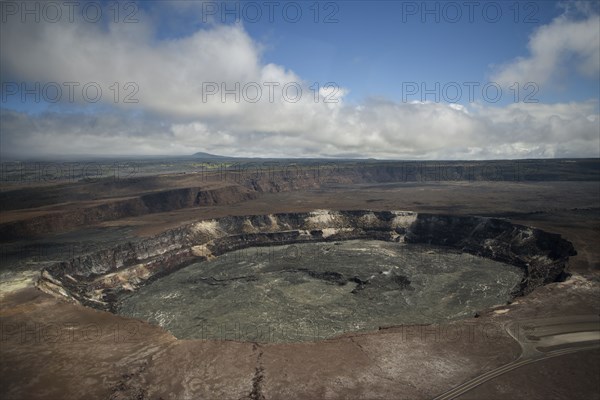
[117,240,523,342]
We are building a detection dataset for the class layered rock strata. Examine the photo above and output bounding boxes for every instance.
[36,210,576,311]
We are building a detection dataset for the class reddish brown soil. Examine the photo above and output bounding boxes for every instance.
[1,172,599,399]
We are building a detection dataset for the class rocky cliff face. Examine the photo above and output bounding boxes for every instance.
[0,185,257,240]
[404,214,576,294]
[36,210,575,311]
[5,159,583,240]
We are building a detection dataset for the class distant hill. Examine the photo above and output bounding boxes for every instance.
[192,151,229,159]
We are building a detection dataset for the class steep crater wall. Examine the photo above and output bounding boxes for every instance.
[36,210,576,312]
[0,185,257,240]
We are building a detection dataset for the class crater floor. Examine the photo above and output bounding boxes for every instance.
[117,240,524,342]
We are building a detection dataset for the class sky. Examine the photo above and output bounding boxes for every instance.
[1,0,599,159]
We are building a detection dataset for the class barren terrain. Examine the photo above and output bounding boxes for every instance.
[1,159,599,399]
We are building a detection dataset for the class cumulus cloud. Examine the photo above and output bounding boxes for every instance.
[492,3,600,87]
[1,16,266,118]
[3,99,598,159]
[0,4,598,160]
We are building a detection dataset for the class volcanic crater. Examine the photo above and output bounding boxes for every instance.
[36,210,576,342]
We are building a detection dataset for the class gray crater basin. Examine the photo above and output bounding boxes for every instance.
[116,240,524,343]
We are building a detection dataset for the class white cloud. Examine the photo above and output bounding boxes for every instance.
[0,6,598,160]
[492,5,600,87]
[3,99,598,159]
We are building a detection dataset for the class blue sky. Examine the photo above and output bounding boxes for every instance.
[1,0,599,159]
[245,1,560,103]
[145,0,597,105]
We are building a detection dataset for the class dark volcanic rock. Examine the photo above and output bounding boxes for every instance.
[404,213,576,294]
[36,210,576,310]
[392,275,412,289]
[302,270,347,285]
